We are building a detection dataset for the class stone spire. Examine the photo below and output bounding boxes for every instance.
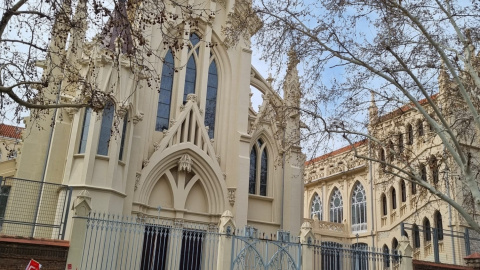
[102,0,133,54]
[369,91,378,124]
[283,48,301,147]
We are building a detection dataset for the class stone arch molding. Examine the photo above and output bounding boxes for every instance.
[136,96,228,211]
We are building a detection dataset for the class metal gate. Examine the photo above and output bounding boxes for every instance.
[230,229,301,270]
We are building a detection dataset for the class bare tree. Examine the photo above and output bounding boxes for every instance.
[226,0,480,232]
[0,0,213,124]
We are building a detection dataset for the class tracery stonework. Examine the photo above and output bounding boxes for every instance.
[228,188,236,206]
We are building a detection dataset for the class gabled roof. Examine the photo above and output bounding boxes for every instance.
[0,124,23,139]
[305,139,367,166]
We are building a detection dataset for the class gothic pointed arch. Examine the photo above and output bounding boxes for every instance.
[329,187,343,223]
[351,181,367,232]
[310,192,322,220]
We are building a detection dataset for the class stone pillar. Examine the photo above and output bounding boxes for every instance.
[299,221,315,270]
[398,236,413,270]
[65,191,91,270]
[216,210,236,270]
[464,253,480,269]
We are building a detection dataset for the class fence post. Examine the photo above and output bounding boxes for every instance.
[398,235,413,270]
[299,221,315,270]
[65,190,92,270]
[216,210,236,270]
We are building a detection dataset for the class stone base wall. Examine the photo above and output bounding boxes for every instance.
[0,236,69,270]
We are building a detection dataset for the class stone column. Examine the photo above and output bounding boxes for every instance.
[398,236,413,270]
[216,210,236,270]
[299,221,316,270]
[65,191,91,270]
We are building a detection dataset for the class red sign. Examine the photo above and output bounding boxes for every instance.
[25,259,41,270]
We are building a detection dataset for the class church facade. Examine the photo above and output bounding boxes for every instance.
[5,0,303,243]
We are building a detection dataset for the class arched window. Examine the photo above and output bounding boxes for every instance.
[391,188,397,210]
[382,193,387,216]
[156,50,174,131]
[417,119,424,136]
[429,156,439,184]
[435,211,444,240]
[413,224,421,248]
[97,102,115,156]
[398,133,404,153]
[351,182,367,232]
[392,238,399,262]
[380,148,386,169]
[183,33,201,103]
[411,177,417,195]
[205,59,218,138]
[352,243,368,270]
[249,148,257,194]
[424,218,432,242]
[249,139,268,196]
[420,164,427,182]
[383,245,390,268]
[311,193,322,220]
[119,113,128,161]
[388,141,395,162]
[401,180,406,203]
[407,124,414,145]
[330,188,343,223]
[79,107,92,153]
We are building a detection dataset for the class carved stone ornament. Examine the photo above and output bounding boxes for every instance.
[142,159,150,168]
[153,141,160,151]
[228,188,236,206]
[64,107,80,120]
[180,104,186,112]
[169,119,176,128]
[186,94,198,103]
[134,172,141,191]
[178,154,193,172]
[133,112,144,125]
[117,105,129,118]
[377,231,390,239]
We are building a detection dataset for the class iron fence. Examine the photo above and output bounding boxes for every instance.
[312,241,401,270]
[230,227,302,270]
[0,176,72,239]
[79,213,220,270]
[401,222,480,265]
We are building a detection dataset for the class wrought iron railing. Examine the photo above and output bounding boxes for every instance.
[0,177,72,240]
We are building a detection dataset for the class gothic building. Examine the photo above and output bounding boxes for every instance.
[3,0,303,242]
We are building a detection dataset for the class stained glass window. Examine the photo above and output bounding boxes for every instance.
[79,107,92,153]
[156,50,174,131]
[351,182,367,232]
[97,102,115,156]
[330,188,343,223]
[311,193,322,220]
[205,60,218,138]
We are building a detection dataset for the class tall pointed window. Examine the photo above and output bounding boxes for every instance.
[407,124,414,145]
[388,141,395,162]
[156,50,174,131]
[401,180,406,203]
[351,182,367,232]
[413,224,421,248]
[424,218,432,242]
[383,245,390,268]
[249,139,268,196]
[97,102,115,156]
[79,107,92,153]
[205,59,218,138]
[417,119,424,136]
[398,133,404,153]
[420,164,427,182]
[382,193,387,216]
[430,156,439,184]
[435,211,444,240]
[380,148,386,169]
[391,188,397,210]
[311,193,322,220]
[119,113,128,160]
[330,188,343,223]
[183,33,201,103]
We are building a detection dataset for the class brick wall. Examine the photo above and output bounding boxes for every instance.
[0,236,69,270]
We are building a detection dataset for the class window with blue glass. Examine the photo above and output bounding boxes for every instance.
[119,113,128,160]
[156,50,174,131]
[79,107,92,153]
[249,139,268,196]
[205,60,218,138]
[97,102,115,156]
[183,33,201,103]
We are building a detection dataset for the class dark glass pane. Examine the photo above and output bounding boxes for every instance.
[78,108,92,153]
[97,102,115,156]
[382,195,387,216]
[179,230,204,270]
[392,188,397,209]
[408,124,414,144]
[0,186,11,227]
[156,50,174,131]
[249,148,257,194]
[418,120,424,136]
[190,33,200,47]
[425,219,431,241]
[436,212,444,240]
[205,60,218,138]
[398,133,404,153]
[119,113,128,161]
[401,180,406,202]
[260,148,268,196]
[383,245,390,268]
[421,164,427,182]
[183,55,196,102]
[140,226,170,270]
